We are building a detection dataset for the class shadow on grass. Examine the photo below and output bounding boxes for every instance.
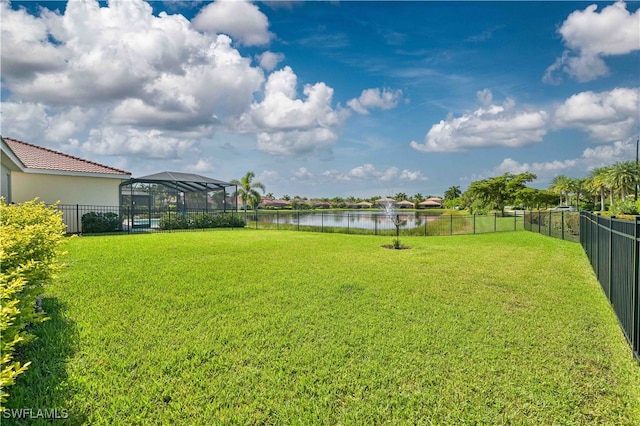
[4,297,86,426]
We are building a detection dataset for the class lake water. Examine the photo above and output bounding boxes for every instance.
[255,210,439,230]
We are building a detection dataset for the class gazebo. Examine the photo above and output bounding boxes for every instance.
[119,171,237,228]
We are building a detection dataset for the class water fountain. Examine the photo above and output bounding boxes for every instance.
[381,200,407,249]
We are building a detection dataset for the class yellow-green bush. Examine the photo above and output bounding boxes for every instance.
[0,199,66,405]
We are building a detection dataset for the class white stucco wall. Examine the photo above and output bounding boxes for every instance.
[1,163,12,203]
[11,172,125,206]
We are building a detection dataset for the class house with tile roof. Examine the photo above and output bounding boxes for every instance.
[418,197,443,208]
[1,136,131,206]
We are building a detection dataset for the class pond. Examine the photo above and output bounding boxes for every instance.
[253,210,439,231]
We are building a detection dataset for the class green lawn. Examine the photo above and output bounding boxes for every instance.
[8,230,640,425]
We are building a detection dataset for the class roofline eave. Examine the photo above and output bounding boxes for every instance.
[22,168,131,179]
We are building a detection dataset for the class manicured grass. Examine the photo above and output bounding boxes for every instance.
[8,230,640,425]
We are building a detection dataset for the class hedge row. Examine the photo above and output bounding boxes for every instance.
[158,212,245,230]
[0,199,66,406]
[81,212,120,233]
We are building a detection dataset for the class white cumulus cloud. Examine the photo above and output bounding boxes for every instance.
[292,167,313,180]
[494,158,578,176]
[581,139,637,167]
[1,0,265,132]
[110,34,264,129]
[237,66,348,156]
[321,169,351,182]
[544,1,640,83]
[347,88,404,115]
[1,101,95,145]
[399,169,427,181]
[482,138,637,184]
[257,51,285,71]
[554,87,640,141]
[82,127,195,159]
[193,158,215,173]
[410,90,549,152]
[0,2,66,78]
[192,0,273,46]
[321,164,426,184]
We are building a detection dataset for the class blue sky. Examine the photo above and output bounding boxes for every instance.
[2,1,639,199]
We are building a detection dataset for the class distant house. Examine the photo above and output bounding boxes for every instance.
[375,197,396,206]
[355,201,373,208]
[261,198,291,208]
[395,200,415,209]
[312,200,331,209]
[418,197,443,208]
[1,136,131,206]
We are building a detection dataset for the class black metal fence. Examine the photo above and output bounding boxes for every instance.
[580,212,639,360]
[242,210,525,236]
[56,204,528,236]
[523,210,580,242]
[56,204,243,234]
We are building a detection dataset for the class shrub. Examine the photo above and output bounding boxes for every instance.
[392,238,401,249]
[610,200,638,215]
[159,212,245,230]
[0,199,66,405]
[81,211,120,233]
[468,200,488,215]
[192,213,217,229]
[215,214,245,228]
[158,212,191,230]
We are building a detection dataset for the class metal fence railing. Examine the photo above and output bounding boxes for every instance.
[55,204,529,236]
[580,212,639,360]
[241,210,525,236]
[523,210,580,242]
[55,204,242,234]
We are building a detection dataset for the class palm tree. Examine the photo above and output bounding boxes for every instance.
[549,175,571,205]
[444,185,461,201]
[231,171,266,219]
[568,177,587,210]
[395,192,408,201]
[607,161,640,201]
[588,167,611,211]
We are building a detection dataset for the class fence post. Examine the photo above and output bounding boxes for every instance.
[277,211,279,230]
[561,211,565,240]
[514,212,517,231]
[538,210,541,234]
[347,212,350,235]
[76,204,80,234]
[494,212,497,233]
[424,217,427,236]
[297,210,300,231]
[609,216,614,301]
[634,216,639,357]
[321,212,324,233]
[473,214,476,234]
[594,213,599,277]
[450,214,453,235]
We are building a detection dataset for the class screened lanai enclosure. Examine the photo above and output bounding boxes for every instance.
[119,171,239,230]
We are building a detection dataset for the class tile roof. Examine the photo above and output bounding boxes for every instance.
[2,137,130,176]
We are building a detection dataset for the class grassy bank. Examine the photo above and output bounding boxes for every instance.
[8,230,640,424]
